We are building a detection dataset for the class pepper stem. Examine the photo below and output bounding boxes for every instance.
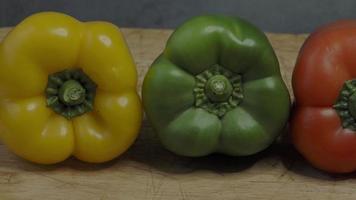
[334,79,356,130]
[193,64,243,118]
[46,69,97,119]
[348,93,356,119]
[205,75,233,102]
[59,80,86,106]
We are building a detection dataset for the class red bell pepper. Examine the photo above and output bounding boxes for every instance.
[292,20,356,173]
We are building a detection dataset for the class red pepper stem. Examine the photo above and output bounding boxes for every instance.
[348,93,356,119]
[333,79,356,130]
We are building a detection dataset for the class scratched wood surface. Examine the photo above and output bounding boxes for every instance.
[0,27,355,200]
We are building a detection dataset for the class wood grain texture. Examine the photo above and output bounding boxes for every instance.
[0,27,355,200]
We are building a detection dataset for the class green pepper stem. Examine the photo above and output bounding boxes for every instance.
[193,64,243,118]
[205,75,233,102]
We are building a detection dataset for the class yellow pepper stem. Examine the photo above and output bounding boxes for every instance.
[59,80,86,106]
[46,69,97,119]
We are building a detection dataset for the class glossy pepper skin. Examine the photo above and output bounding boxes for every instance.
[292,21,356,173]
[0,12,142,164]
[142,15,290,157]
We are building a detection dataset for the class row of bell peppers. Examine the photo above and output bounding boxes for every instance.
[0,12,354,174]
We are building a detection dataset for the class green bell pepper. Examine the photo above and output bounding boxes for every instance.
[142,15,290,157]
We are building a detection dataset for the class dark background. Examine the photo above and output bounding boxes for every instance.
[0,0,354,33]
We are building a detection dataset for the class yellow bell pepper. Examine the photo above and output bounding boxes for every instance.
[0,12,142,164]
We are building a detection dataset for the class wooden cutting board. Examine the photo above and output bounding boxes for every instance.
[0,27,354,200]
